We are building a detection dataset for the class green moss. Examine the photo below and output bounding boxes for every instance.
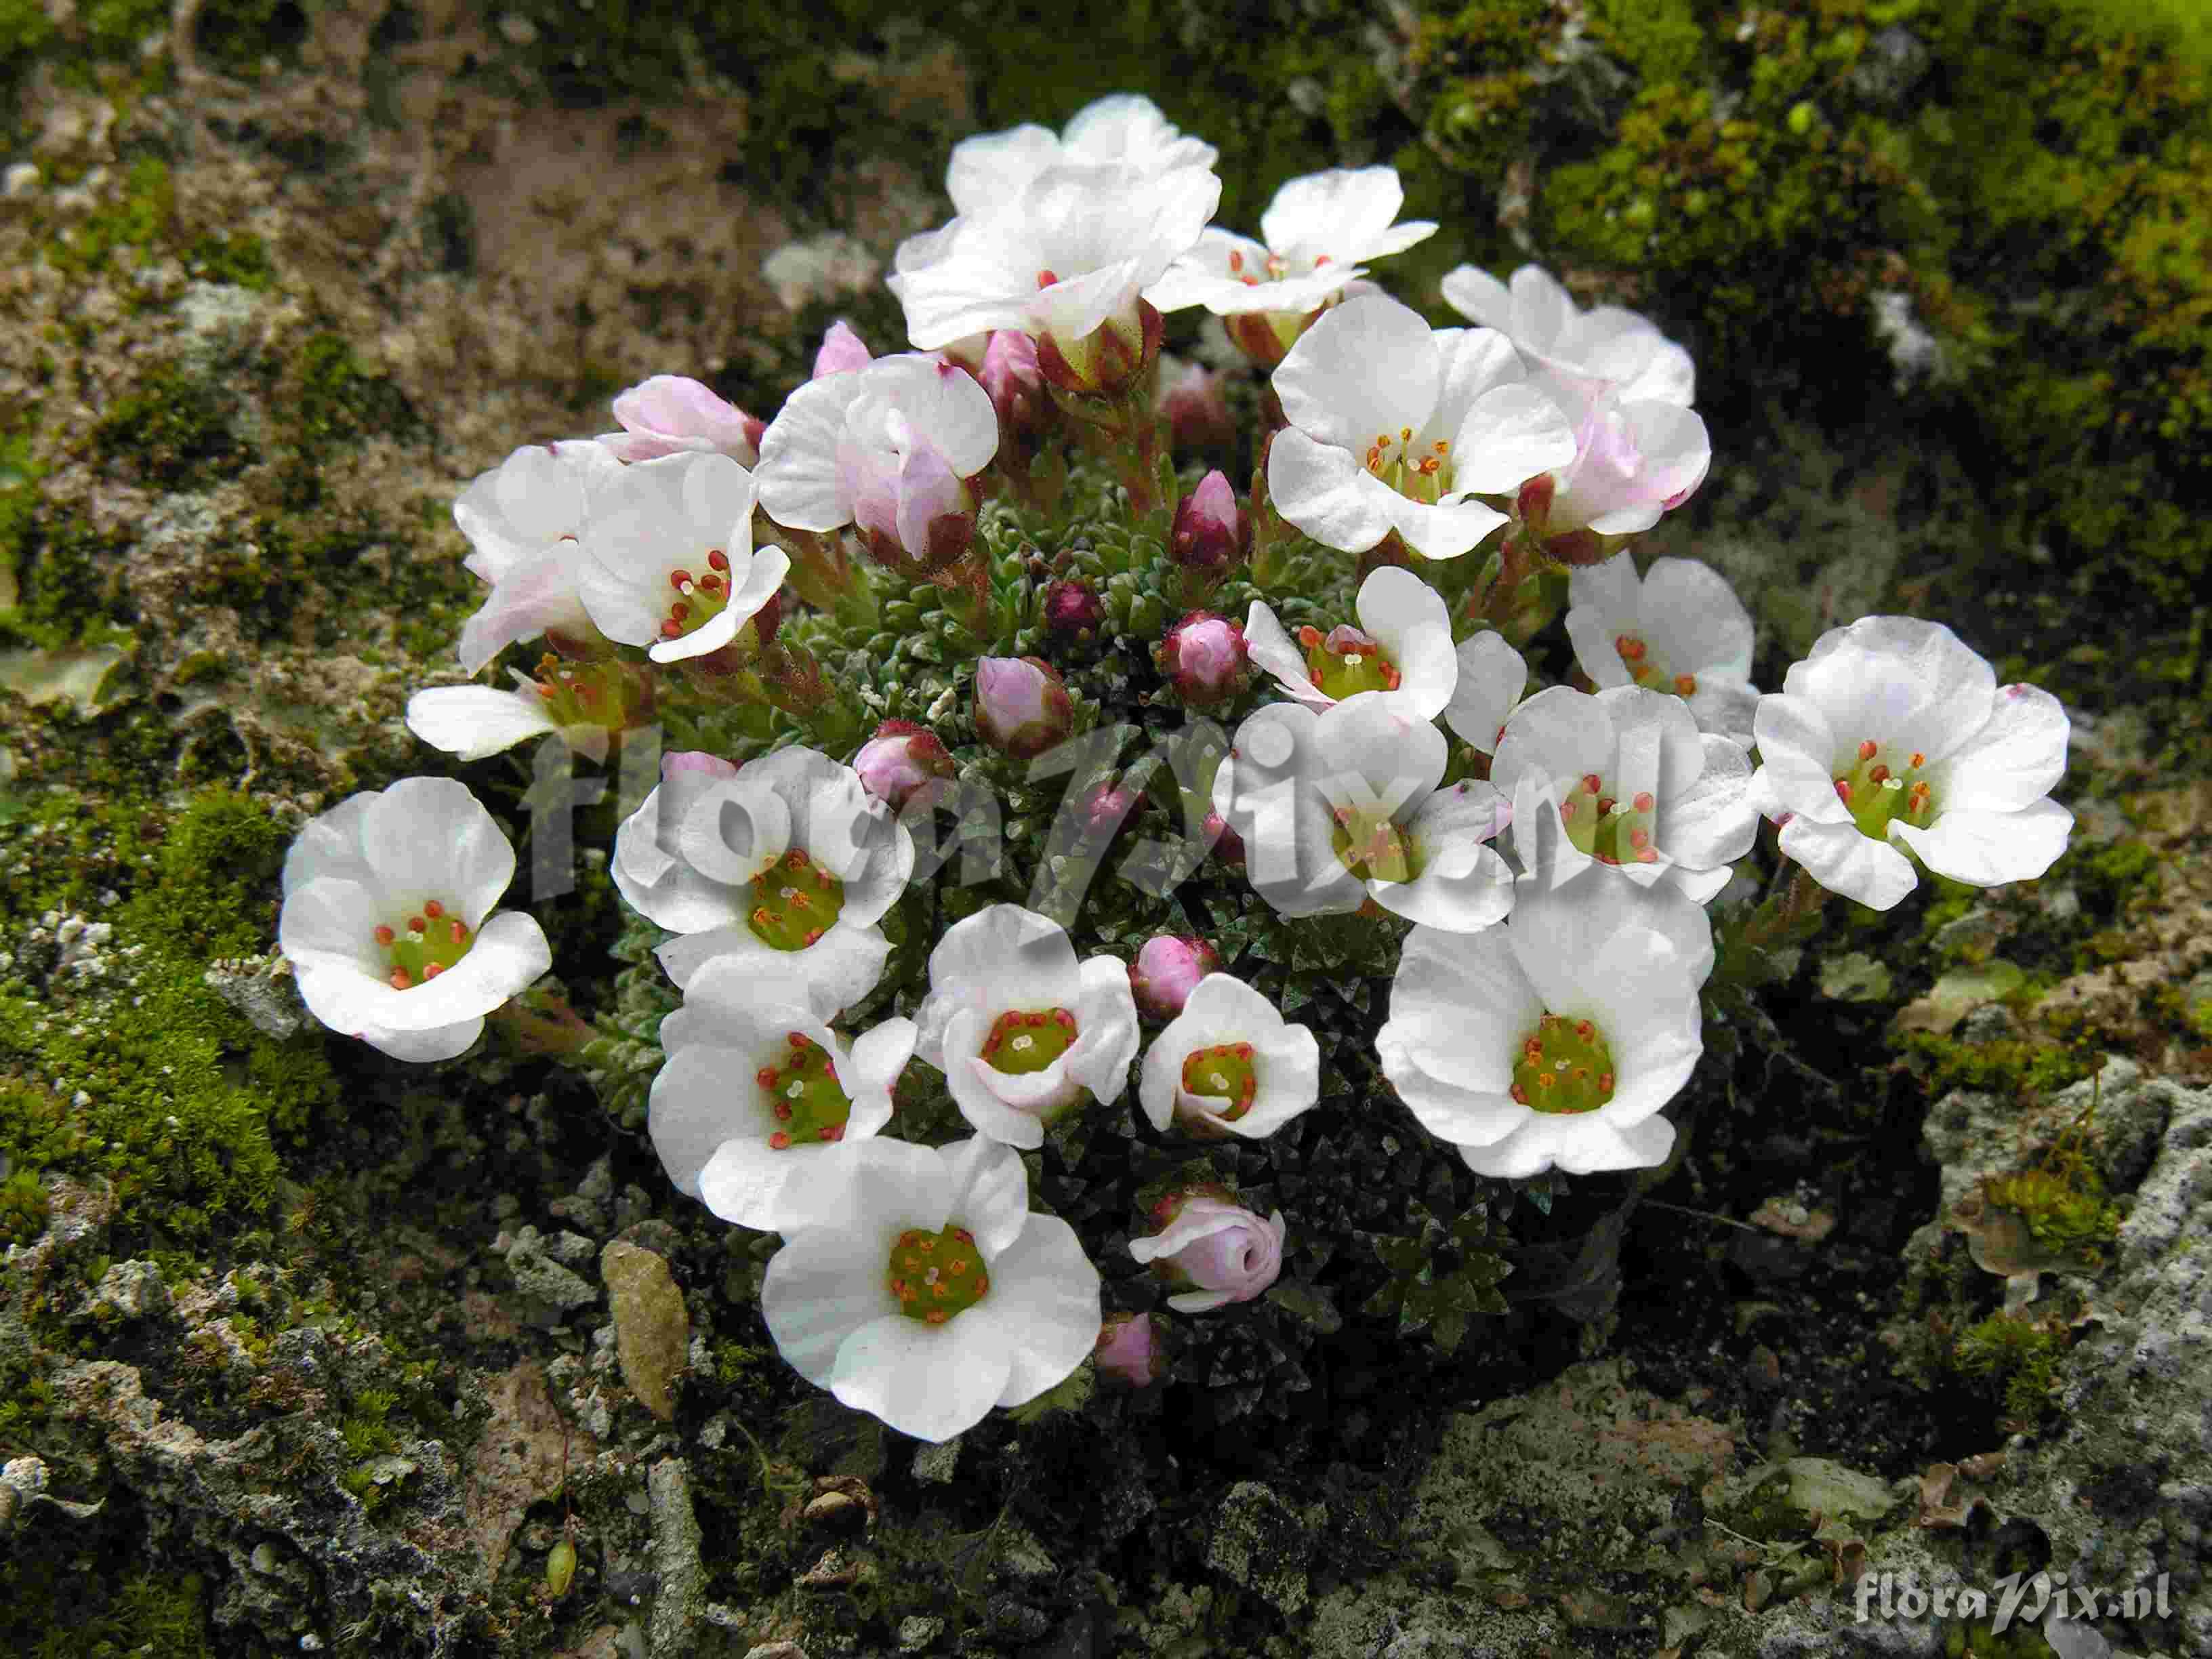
[0,1568,214,1659]
[0,1166,48,1244]
[182,231,276,291]
[79,0,169,58]
[92,365,250,491]
[49,154,173,278]
[1898,1032,2093,1098]
[0,785,339,1249]
[1951,1310,2070,1426]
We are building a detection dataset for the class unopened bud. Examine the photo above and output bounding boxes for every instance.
[1035,300,1164,399]
[1043,577,1107,642]
[1156,356,1233,451]
[1155,610,1250,708]
[1170,470,1250,573]
[979,329,1045,440]
[812,319,872,378]
[1128,933,1223,1021]
[972,656,1073,760]
[853,719,956,810]
[1094,1311,1169,1387]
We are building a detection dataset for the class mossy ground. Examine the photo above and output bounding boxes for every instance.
[0,1,2205,1655]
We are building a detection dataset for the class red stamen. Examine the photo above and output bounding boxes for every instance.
[373,925,395,945]
[424,900,444,918]
[707,549,729,572]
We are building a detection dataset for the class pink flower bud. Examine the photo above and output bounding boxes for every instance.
[1156,357,1233,451]
[812,320,873,378]
[1155,610,1249,708]
[853,719,955,810]
[1132,1193,1285,1312]
[1128,934,1222,1021]
[1043,577,1106,642]
[972,656,1073,761]
[605,375,764,465]
[979,329,1044,439]
[1205,809,1246,869]
[1170,470,1250,573]
[661,750,740,781]
[1094,1311,1168,1387]
[1082,780,1142,844]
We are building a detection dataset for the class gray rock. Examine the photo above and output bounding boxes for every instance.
[910,1436,961,1485]
[90,1259,169,1320]
[647,1459,704,1659]
[508,1229,599,1315]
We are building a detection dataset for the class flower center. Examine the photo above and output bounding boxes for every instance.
[371,899,473,990]
[1558,773,1660,866]
[980,1007,1078,1076]
[1363,427,1454,504]
[531,654,631,726]
[756,1031,851,1151]
[888,1225,988,1325]
[1180,1042,1258,1120]
[1330,801,1413,884]
[1612,634,1698,697]
[1510,1012,1616,1115]
[1298,623,1401,700]
[1832,738,1937,840]
[658,549,735,642]
[746,848,846,951]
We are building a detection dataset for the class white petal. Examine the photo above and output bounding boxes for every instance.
[1449,383,1579,493]
[1442,632,1528,753]
[1243,600,1333,708]
[652,1044,774,1200]
[918,904,1084,1047]
[848,1017,918,1101]
[1933,683,2070,814]
[834,1315,1010,1442]
[1779,815,1918,911]
[1262,167,1415,264]
[406,686,560,762]
[361,1018,484,1063]
[1640,558,1754,679]
[1751,693,1850,825]
[358,777,517,922]
[1266,428,1404,556]
[1374,783,1515,930]
[1891,799,2072,888]
[1273,293,1437,456]
[1438,264,1514,331]
[1314,693,1447,817]
[983,1214,1104,1408]
[1069,956,1141,1103]
[942,1135,1031,1257]
[1781,616,1996,769]
[1354,566,1457,721]
[763,1225,908,1386]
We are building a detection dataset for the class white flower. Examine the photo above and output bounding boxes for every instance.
[614,746,915,1017]
[1138,975,1320,1140]
[405,657,641,764]
[599,375,764,465]
[1441,630,1530,756]
[1750,617,2072,911]
[649,956,915,1233]
[1492,684,1756,904]
[1531,392,1711,540]
[1564,555,1759,746]
[756,354,998,565]
[913,904,1141,1149]
[1145,166,1436,317]
[1244,565,1458,722]
[452,440,619,674]
[279,778,552,1062]
[943,94,1216,214]
[1376,869,1712,1179]
[1214,693,1513,930]
[576,451,789,665]
[1128,1193,1286,1313]
[1439,263,1696,412]
[888,159,1220,358]
[760,1137,1101,1443]
[1267,294,1577,560]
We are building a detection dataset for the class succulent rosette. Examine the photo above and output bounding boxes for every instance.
[1215,694,1513,929]
[1266,293,1578,560]
[914,904,1141,1149]
[1750,617,2072,910]
[1244,565,1458,722]
[612,746,915,1014]
[1138,974,1321,1140]
[649,957,916,1233]
[760,1137,1101,1442]
[1377,869,1713,1179]
[1563,555,1760,747]
[279,778,552,1062]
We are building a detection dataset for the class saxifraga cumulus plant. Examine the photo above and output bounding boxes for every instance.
[270,94,2076,1447]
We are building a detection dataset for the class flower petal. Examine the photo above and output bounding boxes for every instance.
[1273,293,1437,456]
[1891,799,2072,888]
